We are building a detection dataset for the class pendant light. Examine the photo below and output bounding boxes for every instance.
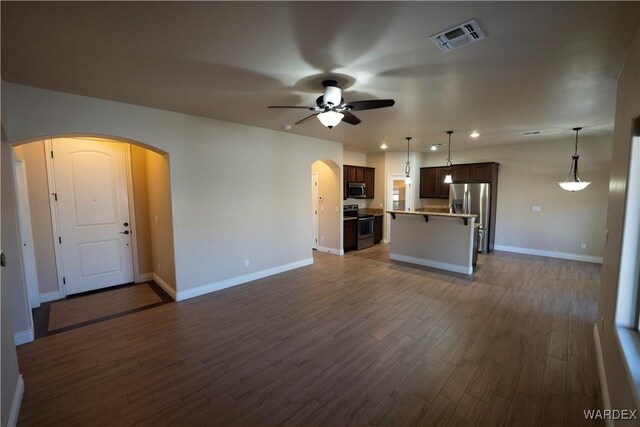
[404,137,412,185]
[444,131,454,183]
[558,127,590,192]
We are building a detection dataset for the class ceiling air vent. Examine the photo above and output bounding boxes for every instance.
[430,19,485,53]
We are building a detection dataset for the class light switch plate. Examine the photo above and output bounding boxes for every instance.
[531,206,542,212]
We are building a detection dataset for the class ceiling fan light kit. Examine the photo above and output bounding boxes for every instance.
[558,127,591,192]
[317,111,344,129]
[268,79,395,129]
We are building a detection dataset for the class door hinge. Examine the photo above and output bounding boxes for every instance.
[52,193,57,201]
[58,236,62,244]
[50,150,54,158]
[63,277,66,285]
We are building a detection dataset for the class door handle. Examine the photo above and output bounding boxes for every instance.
[120,230,130,235]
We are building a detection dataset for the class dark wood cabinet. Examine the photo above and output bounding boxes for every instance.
[471,164,492,182]
[419,168,438,198]
[374,215,383,244]
[344,165,375,199]
[343,219,357,251]
[452,166,470,183]
[364,168,375,199]
[436,168,451,198]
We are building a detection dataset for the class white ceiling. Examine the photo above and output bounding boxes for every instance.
[2,2,639,152]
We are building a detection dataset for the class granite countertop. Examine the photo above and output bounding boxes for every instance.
[386,210,477,219]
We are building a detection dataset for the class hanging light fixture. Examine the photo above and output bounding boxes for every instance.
[317,111,344,129]
[444,131,454,183]
[404,137,412,185]
[558,127,591,192]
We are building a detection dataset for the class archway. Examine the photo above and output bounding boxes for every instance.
[6,134,177,340]
[311,159,342,255]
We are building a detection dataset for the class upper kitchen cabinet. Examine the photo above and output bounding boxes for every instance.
[344,165,375,199]
[364,168,375,199]
[420,162,499,199]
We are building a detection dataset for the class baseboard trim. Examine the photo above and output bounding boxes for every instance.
[137,273,153,283]
[494,244,603,264]
[8,375,24,427]
[593,324,614,427]
[176,258,314,302]
[39,291,62,303]
[316,246,344,256]
[152,273,177,301]
[14,327,34,346]
[390,253,473,275]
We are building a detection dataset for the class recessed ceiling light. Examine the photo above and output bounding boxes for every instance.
[470,131,480,138]
[524,131,540,135]
[284,124,292,131]
[380,143,388,149]
[430,144,443,151]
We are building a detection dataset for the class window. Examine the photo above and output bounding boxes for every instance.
[614,118,640,405]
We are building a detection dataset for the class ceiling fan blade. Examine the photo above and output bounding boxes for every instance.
[342,111,361,125]
[346,99,395,111]
[268,105,316,110]
[294,113,319,125]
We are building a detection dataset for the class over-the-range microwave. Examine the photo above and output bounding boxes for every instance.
[347,182,366,198]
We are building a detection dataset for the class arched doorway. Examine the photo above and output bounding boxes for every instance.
[8,135,176,339]
[311,159,342,255]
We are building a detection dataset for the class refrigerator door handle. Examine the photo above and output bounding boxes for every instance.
[464,191,470,214]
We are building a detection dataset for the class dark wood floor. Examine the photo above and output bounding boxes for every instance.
[17,245,603,426]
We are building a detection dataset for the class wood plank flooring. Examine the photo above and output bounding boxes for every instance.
[16,245,603,426]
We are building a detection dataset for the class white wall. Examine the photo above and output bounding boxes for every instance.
[2,83,343,300]
[0,137,23,427]
[343,150,366,167]
[421,135,611,259]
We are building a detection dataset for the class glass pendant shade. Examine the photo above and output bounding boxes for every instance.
[317,111,343,128]
[443,131,454,183]
[443,174,453,184]
[558,128,591,192]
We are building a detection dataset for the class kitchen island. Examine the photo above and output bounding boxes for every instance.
[387,210,477,275]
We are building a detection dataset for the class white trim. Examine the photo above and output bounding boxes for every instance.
[137,273,153,283]
[12,150,41,310]
[614,327,640,411]
[44,139,67,298]
[39,290,62,303]
[124,143,141,284]
[493,244,603,264]
[152,273,176,300]
[593,325,614,427]
[176,258,314,302]
[316,246,344,256]
[14,327,34,346]
[7,375,24,427]
[390,253,473,275]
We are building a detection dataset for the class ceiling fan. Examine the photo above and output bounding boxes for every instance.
[268,80,395,129]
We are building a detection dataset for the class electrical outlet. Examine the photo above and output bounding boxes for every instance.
[531,206,541,212]
[581,243,587,249]
[154,215,159,224]
[321,235,325,242]
[244,259,250,267]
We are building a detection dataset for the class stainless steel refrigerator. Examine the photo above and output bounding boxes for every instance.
[449,183,491,253]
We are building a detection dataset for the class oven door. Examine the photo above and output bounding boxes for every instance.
[357,216,374,250]
[358,217,374,238]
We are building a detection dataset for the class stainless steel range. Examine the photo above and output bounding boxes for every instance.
[344,204,374,250]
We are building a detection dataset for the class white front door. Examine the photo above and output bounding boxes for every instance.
[52,138,134,295]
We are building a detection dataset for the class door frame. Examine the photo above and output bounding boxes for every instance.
[11,150,40,309]
[44,138,139,298]
[311,172,319,249]
[386,174,413,243]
